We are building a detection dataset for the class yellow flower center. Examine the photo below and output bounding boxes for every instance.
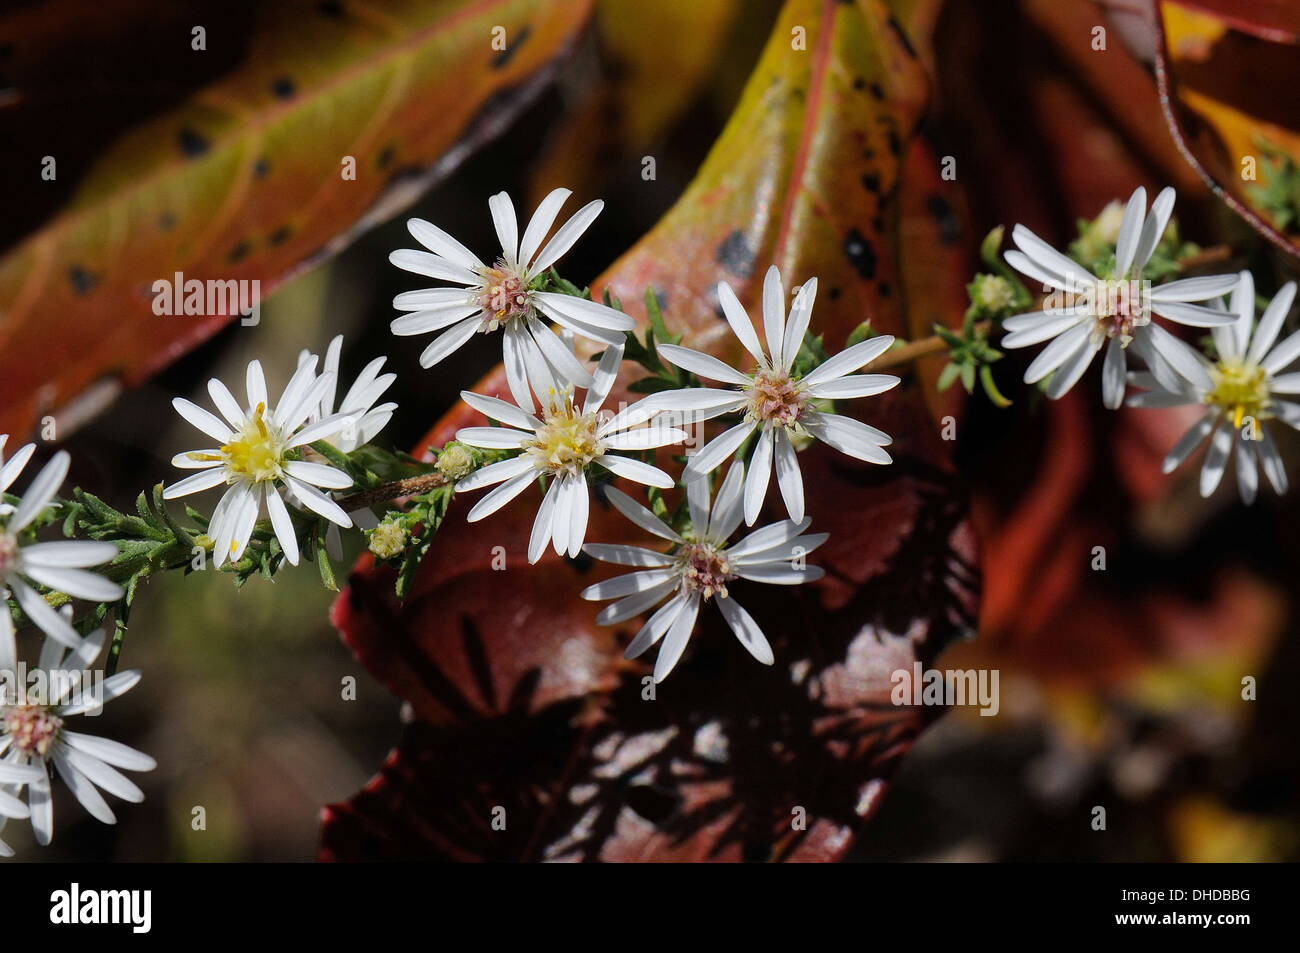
[676,540,735,601]
[746,368,808,430]
[475,259,533,330]
[2,703,63,757]
[524,393,604,477]
[219,403,286,483]
[1206,357,1271,431]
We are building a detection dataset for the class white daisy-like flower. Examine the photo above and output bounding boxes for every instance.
[298,335,398,453]
[1127,274,1299,503]
[640,265,899,525]
[454,343,687,563]
[1001,186,1240,408]
[163,358,358,568]
[580,462,827,682]
[0,449,123,649]
[0,613,155,846]
[389,187,637,409]
[0,718,41,858]
[297,336,400,560]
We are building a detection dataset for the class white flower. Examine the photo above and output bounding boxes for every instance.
[298,335,397,453]
[389,187,636,409]
[580,463,827,682]
[0,448,123,649]
[297,336,399,560]
[1001,186,1239,408]
[641,265,899,525]
[0,613,155,846]
[0,435,36,518]
[1127,274,1300,503]
[0,722,41,857]
[454,344,687,563]
[163,358,357,568]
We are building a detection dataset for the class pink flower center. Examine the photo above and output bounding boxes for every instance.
[676,541,735,601]
[2,703,63,757]
[1090,278,1150,344]
[0,533,19,577]
[746,369,807,429]
[475,260,533,328]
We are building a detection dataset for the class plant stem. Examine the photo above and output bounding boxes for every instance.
[867,322,990,371]
[338,472,447,512]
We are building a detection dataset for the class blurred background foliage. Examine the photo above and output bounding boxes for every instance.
[2,0,1299,860]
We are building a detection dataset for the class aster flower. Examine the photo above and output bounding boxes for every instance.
[1001,186,1239,408]
[389,187,636,409]
[641,265,899,525]
[297,336,399,559]
[0,614,155,846]
[580,463,827,682]
[454,343,687,563]
[0,709,41,858]
[299,335,397,453]
[163,358,357,568]
[1127,274,1299,503]
[0,449,123,649]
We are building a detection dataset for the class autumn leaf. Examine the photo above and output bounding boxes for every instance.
[0,0,595,439]
[1155,0,1300,257]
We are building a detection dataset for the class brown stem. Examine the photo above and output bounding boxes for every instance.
[339,472,446,512]
[866,321,990,371]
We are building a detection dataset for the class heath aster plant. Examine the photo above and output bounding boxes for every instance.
[164,358,357,568]
[581,463,827,682]
[1002,186,1239,408]
[0,449,123,649]
[389,187,636,410]
[644,265,899,524]
[454,344,687,563]
[1127,274,1300,503]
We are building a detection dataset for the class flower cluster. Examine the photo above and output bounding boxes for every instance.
[8,181,1297,856]
[997,186,1300,502]
[386,192,900,681]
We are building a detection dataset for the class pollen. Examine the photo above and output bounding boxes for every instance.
[524,392,604,477]
[475,259,533,330]
[2,703,63,757]
[221,403,286,483]
[1206,357,1271,430]
[745,368,808,430]
[675,540,735,601]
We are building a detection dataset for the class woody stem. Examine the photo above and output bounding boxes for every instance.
[338,472,447,513]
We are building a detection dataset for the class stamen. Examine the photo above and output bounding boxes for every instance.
[1206,357,1271,431]
[676,540,735,601]
[745,368,808,430]
[221,403,287,483]
[475,259,534,330]
[523,392,605,477]
[2,704,63,757]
